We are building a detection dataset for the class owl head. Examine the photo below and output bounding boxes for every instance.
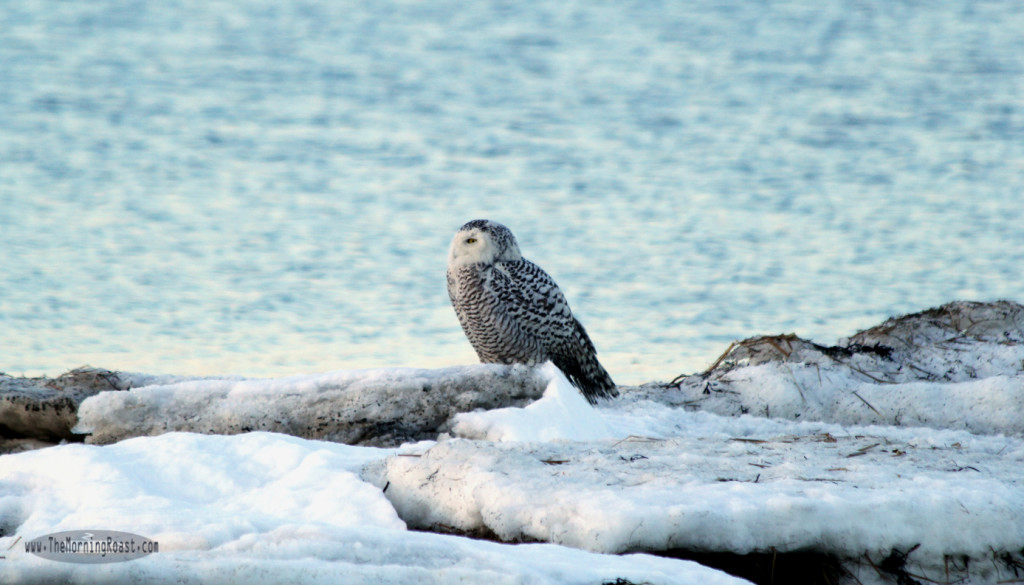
[448,219,523,267]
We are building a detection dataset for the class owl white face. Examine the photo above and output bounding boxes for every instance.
[448,222,522,267]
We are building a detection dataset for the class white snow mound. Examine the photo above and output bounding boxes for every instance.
[0,431,749,585]
[453,363,618,442]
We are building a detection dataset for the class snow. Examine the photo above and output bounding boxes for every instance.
[682,363,1024,435]
[653,300,1024,436]
[452,362,618,442]
[372,302,1024,585]
[4,303,1024,584]
[384,414,1024,561]
[73,364,545,446]
[0,432,748,585]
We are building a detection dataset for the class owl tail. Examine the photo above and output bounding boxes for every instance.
[557,356,618,405]
[552,320,619,405]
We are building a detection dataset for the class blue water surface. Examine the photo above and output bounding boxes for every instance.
[2,0,1022,383]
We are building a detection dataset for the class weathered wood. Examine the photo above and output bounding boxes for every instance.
[73,364,548,447]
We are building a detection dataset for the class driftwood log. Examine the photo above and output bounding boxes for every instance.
[72,364,548,447]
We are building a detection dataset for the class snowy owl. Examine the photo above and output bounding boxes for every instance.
[446,219,618,404]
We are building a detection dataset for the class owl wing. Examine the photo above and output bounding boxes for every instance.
[496,260,583,350]
[498,260,616,403]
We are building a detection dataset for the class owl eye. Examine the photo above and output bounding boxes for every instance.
[466,237,477,244]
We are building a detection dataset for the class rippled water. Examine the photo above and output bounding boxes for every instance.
[2,0,1022,383]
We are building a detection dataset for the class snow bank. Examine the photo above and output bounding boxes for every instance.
[0,432,748,585]
[12,302,1020,454]
[5,300,1024,584]
[73,364,546,446]
[370,303,1024,584]
[381,417,1024,583]
[654,300,1024,436]
[669,363,1024,435]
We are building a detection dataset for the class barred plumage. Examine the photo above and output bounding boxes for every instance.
[446,219,617,404]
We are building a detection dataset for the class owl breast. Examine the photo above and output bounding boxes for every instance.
[447,262,547,365]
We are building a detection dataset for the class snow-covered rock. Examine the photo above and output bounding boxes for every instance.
[649,300,1024,436]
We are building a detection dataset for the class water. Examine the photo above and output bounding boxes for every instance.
[2,0,1022,384]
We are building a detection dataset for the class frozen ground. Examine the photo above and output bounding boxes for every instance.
[0,432,746,585]
[3,302,1023,584]
[387,388,1024,584]
[387,320,1024,584]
